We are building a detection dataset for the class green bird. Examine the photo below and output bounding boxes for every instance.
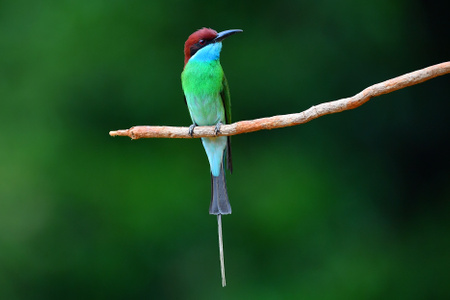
[181,27,242,286]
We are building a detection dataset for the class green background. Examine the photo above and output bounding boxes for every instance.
[1,0,449,299]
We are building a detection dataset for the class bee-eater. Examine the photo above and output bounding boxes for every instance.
[181,28,242,286]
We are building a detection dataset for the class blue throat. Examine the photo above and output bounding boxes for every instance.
[190,42,223,62]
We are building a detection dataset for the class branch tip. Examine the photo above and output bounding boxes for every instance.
[109,129,130,137]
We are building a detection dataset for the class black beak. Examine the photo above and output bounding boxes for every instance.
[214,29,243,43]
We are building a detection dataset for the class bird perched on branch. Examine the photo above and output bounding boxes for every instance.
[181,27,242,286]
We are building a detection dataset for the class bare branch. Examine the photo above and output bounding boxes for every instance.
[109,62,450,139]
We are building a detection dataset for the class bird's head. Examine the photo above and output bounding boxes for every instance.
[183,28,243,67]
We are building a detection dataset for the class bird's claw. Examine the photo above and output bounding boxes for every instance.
[188,124,196,137]
[214,121,223,136]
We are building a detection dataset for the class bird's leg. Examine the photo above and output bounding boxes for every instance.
[214,121,223,136]
[188,123,197,137]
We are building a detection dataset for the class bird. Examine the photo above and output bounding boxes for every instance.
[181,28,242,287]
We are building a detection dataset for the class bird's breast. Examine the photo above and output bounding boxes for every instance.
[182,60,225,126]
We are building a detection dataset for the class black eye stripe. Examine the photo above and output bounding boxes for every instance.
[189,39,213,56]
[189,44,200,56]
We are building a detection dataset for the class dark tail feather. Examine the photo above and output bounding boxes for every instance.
[209,164,231,215]
[226,136,233,174]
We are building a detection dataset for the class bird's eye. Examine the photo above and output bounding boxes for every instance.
[199,39,206,45]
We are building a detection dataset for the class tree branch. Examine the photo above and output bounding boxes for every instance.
[109,62,450,139]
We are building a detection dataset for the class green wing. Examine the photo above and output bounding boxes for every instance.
[221,74,232,124]
[221,74,233,173]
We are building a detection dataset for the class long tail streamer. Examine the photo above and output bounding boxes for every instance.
[217,214,226,287]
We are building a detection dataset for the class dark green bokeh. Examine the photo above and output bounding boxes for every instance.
[0,0,449,299]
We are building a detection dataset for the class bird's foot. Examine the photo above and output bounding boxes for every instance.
[214,121,223,136]
[188,123,196,137]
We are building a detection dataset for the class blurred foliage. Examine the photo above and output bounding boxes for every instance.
[0,0,449,299]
